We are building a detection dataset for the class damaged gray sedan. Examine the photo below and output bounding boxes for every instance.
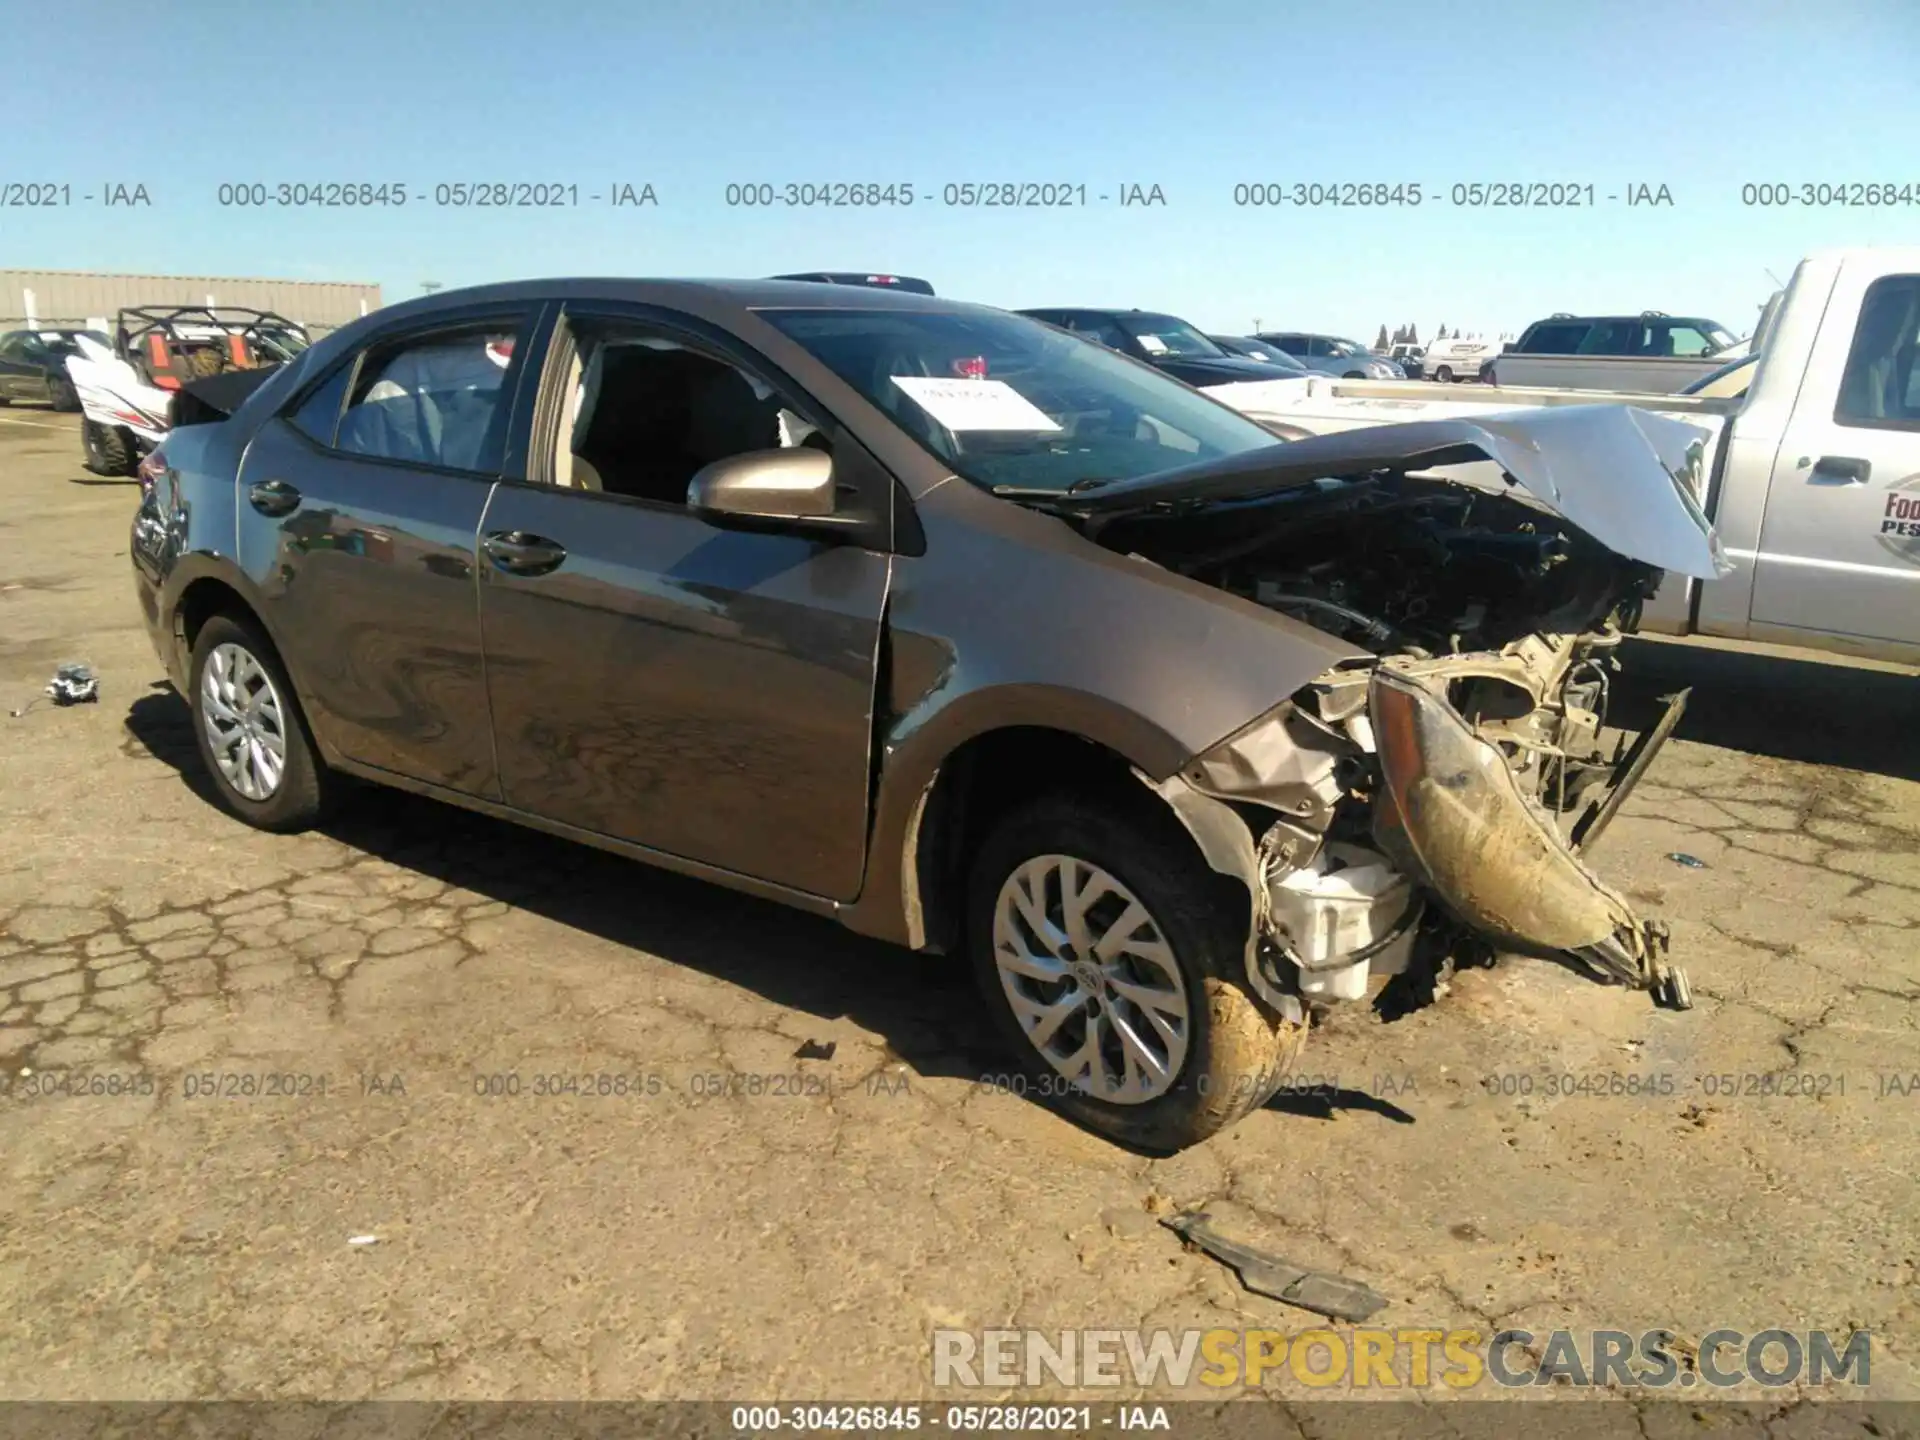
[131,282,1722,1152]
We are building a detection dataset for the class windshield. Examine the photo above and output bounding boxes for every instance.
[1702,324,1740,355]
[1234,339,1299,365]
[760,307,1282,493]
[1113,313,1223,358]
[1326,338,1370,358]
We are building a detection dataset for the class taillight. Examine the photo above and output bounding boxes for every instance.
[951,355,988,379]
[137,449,167,494]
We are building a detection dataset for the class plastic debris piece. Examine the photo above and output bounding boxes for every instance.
[347,1235,380,1246]
[1162,1211,1390,1321]
[794,1039,838,1061]
[1666,852,1707,869]
[48,663,100,706]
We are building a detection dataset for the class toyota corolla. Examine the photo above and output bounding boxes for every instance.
[130,279,1719,1151]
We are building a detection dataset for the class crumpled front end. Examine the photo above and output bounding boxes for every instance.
[1150,636,1692,1024]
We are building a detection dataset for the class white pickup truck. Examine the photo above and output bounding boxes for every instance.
[1203,247,1920,667]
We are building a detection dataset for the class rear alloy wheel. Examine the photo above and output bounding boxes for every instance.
[967,793,1305,1153]
[1434,365,1454,383]
[81,420,134,475]
[188,613,332,831]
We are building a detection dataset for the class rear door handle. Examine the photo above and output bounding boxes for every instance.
[1805,455,1871,485]
[482,530,568,576]
[247,479,302,516]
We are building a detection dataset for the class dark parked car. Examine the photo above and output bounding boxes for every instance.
[0,327,102,409]
[1015,308,1310,387]
[132,278,1715,1150]
[769,272,936,295]
[1207,336,1311,374]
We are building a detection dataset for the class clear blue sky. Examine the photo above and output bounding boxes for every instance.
[7,0,1917,340]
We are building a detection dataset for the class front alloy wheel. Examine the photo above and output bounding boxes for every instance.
[992,854,1191,1104]
[967,793,1306,1152]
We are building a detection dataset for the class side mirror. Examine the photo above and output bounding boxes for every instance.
[688,447,835,524]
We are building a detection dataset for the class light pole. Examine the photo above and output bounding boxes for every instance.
[421,281,442,296]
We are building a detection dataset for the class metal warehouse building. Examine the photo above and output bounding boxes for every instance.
[0,269,382,334]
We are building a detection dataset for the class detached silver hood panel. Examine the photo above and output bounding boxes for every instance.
[1072,403,1729,581]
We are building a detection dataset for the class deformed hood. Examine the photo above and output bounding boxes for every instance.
[1067,404,1730,581]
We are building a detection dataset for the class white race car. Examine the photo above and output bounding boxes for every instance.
[66,306,309,475]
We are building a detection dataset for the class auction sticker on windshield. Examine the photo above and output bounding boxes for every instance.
[1137,333,1170,354]
[891,377,1062,431]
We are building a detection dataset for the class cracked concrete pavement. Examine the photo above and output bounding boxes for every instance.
[1,411,1917,1408]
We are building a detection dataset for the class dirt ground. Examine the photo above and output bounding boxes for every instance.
[1,409,1916,1411]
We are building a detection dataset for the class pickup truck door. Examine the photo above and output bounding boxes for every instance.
[1749,270,1920,650]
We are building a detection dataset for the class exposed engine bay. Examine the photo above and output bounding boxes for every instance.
[1079,463,1694,1021]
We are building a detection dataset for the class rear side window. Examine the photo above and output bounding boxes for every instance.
[1576,320,1636,354]
[1270,335,1307,355]
[1518,321,1590,354]
[1835,274,1920,429]
[334,322,524,473]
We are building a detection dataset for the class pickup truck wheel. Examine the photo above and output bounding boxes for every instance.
[47,375,80,411]
[1434,364,1454,383]
[965,793,1306,1153]
[188,613,334,832]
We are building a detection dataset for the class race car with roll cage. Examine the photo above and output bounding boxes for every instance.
[66,306,311,475]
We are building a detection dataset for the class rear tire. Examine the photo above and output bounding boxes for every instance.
[187,612,333,832]
[81,420,135,476]
[47,376,80,411]
[965,791,1306,1153]
[1434,365,1454,383]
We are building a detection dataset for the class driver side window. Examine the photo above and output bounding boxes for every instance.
[551,321,825,506]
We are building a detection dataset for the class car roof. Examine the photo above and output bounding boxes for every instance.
[374,277,979,320]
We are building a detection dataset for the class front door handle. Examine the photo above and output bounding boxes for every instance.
[247,479,302,516]
[482,530,568,576]
[1806,455,1871,485]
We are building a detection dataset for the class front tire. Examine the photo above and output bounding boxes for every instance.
[188,612,333,832]
[966,792,1306,1153]
[81,420,134,475]
[1434,365,1454,383]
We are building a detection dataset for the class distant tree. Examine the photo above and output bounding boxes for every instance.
[1405,322,1418,343]
[1437,323,1449,341]
[1374,324,1390,350]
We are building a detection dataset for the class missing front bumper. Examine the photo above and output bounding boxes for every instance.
[1368,664,1692,1010]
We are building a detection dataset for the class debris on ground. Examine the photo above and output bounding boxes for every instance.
[47,663,100,705]
[1161,1210,1390,1321]
[794,1039,837,1061]
[15,663,102,715]
[1666,852,1708,868]
[347,1235,380,1247]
